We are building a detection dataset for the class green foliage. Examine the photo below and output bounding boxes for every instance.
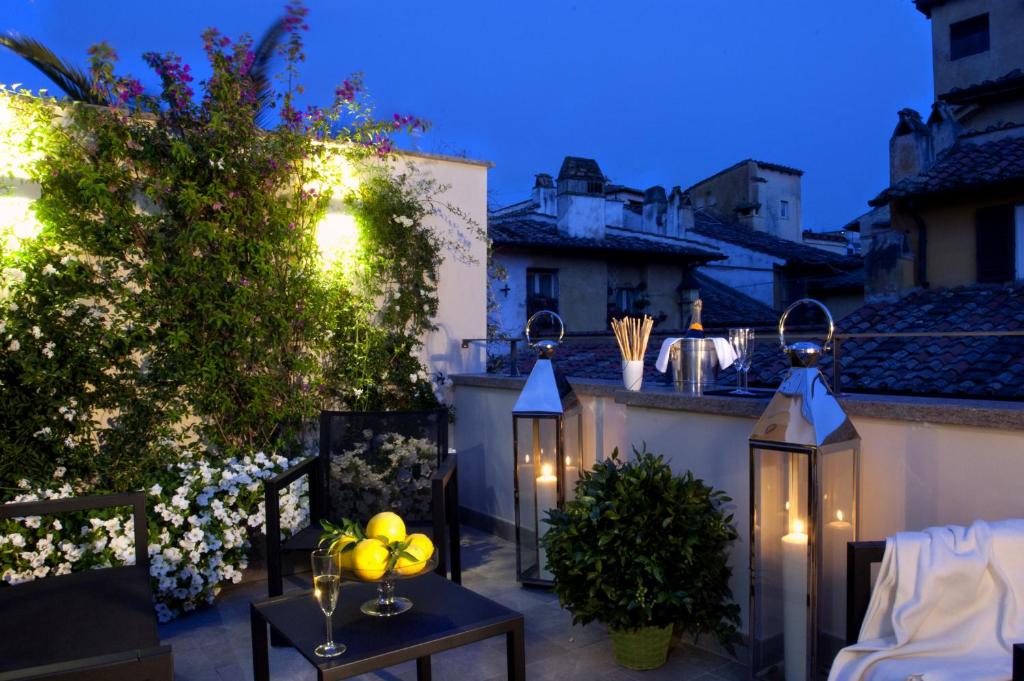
[0,7,472,497]
[541,446,740,645]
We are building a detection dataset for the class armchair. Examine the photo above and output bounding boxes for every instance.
[265,408,460,601]
[0,492,172,681]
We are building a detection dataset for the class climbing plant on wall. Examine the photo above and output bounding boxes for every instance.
[0,3,476,495]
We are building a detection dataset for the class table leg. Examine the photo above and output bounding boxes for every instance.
[507,618,525,681]
[416,655,432,681]
[251,604,270,681]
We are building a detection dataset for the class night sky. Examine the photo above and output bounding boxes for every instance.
[1,1,933,230]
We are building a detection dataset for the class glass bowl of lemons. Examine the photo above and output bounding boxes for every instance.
[319,511,438,617]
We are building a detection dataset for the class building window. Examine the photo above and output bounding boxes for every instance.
[780,200,790,219]
[950,14,989,61]
[526,268,558,322]
[976,204,1015,283]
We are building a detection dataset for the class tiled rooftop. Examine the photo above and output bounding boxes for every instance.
[507,283,1024,400]
[490,216,725,262]
[692,210,862,269]
[870,134,1024,206]
[160,528,745,681]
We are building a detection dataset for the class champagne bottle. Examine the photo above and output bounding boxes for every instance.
[684,299,705,339]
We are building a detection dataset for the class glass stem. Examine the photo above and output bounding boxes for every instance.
[737,365,743,391]
[325,612,333,646]
[378,578,396,610]
[743,367,749,391]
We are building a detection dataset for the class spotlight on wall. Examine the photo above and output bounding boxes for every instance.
[316,211,359,270]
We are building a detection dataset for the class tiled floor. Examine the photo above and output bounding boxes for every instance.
[159,528,748,680]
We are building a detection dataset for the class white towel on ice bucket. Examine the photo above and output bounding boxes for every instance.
[828,519,1024,681]
[654,337,737,373]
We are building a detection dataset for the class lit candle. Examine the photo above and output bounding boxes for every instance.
[563,455,578,502]
[825,510,853,640]
[535,463,558,581]
[781,518,808,681]
[518,452,535,567]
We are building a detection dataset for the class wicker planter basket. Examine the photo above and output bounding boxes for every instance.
[609,623,673,670]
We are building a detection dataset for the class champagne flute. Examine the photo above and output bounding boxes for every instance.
[311,548,346,658]
[741,330,756,392]
[729,328,753,395]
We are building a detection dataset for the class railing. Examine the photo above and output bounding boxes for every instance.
[461,337,523,377]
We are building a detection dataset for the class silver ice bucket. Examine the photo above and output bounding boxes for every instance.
[669,338,718,394]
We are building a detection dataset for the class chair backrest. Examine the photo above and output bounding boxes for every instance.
[319,408,449,520]
[0,492,149,572]
[846,540,887,644]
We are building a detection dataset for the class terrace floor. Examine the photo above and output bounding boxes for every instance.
[159,527,748,681]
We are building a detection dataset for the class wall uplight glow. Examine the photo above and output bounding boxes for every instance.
[1,194,40,251]
[316,211,360,271]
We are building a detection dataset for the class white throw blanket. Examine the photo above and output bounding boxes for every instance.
[654,337,737,372]
[828,519,1024,681]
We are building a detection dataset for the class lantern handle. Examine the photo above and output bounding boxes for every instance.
[525,309,565,347]
[778,298,835,351]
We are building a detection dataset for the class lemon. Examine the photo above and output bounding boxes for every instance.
[352,538,389,580]
[332,535,358,571]
[365,511,406,544]
[395,533,435,576]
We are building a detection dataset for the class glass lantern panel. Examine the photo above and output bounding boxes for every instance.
[752,446,810,681]
[818,443,858,667]
[515,415,559,583]
[562,401,583,502]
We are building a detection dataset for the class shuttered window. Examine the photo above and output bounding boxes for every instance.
[975,204,1015,283]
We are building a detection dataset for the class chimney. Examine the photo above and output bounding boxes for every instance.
[890,108,933,185]
[532,173,556,216]
[642,186,667,234]
[556,157,606,239]
[666,186,694,237]
[927,101,963,157]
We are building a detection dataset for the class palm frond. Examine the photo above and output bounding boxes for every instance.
[0,34,105,104]
[249,18,286,127]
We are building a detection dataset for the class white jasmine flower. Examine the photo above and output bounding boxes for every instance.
[7,339,19,352]
[30,326,41,338]
[42,264,57,276]
[42,342,55,358]
[52,466,65,479]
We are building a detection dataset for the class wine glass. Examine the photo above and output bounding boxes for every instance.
[728,328,754,395]
[311,548,346,658]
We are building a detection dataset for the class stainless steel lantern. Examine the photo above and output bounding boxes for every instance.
[513,310,583,587]
[749,299,861,681]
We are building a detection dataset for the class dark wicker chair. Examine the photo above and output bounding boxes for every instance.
[0,492,172,681]
[847,540,1023,680]
[265,408,461,601]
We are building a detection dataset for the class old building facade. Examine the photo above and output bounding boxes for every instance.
[489,157,860,336]
[865,0,1024,300]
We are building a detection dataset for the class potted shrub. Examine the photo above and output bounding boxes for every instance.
[540,446,740,670]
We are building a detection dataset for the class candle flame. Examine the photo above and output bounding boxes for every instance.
[525,454,530,464]
[836,509,844,522]
[541,464,553,477]
[793,519,805,535]
[565,455,571,465]
[785,500,790,511]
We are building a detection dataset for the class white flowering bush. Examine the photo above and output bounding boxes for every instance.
[0,450,308,622]
[330,431,437,522]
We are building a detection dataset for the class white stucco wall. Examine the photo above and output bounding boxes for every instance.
[397,152,490,378]
[453,381,1024,635]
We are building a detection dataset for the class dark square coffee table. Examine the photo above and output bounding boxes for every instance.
[251,572,525,680]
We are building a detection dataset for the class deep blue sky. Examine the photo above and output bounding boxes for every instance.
[1,1,933,229]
